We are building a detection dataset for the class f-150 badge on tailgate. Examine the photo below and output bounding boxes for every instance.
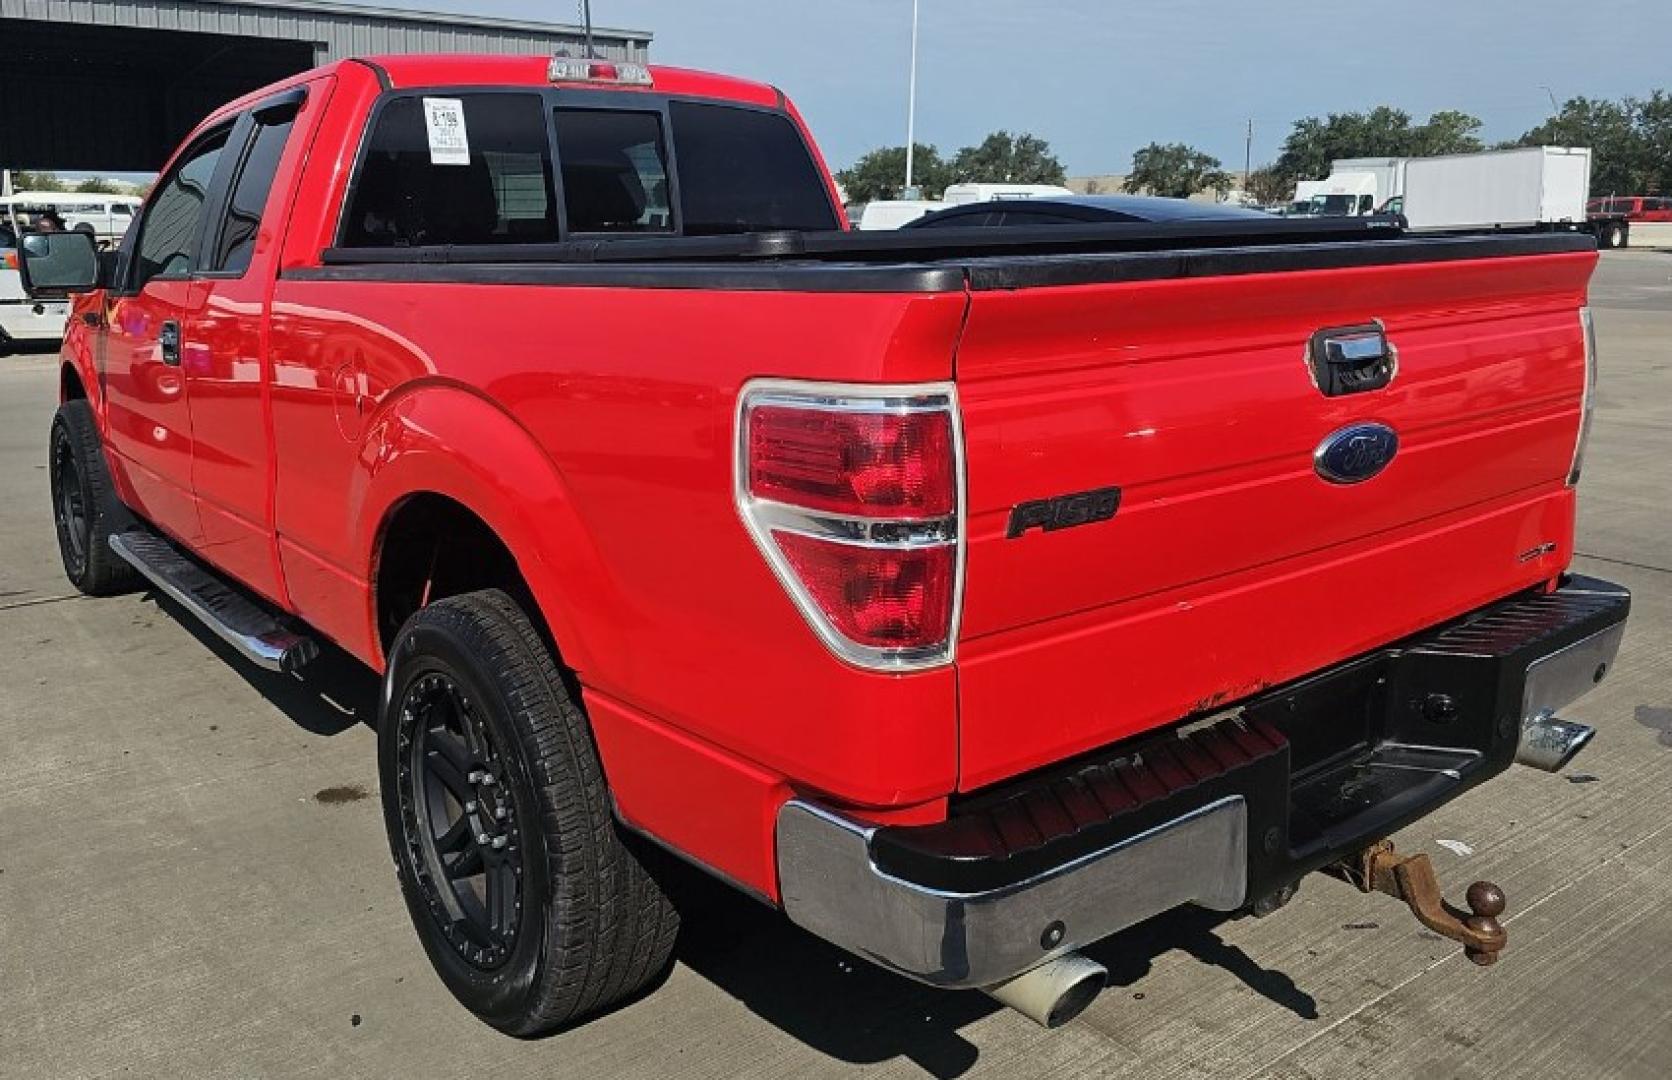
[1314,423,1399,484]
[1007,485,1122,537]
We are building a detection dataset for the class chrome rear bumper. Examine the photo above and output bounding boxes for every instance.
[776,795,1247,989]
[775,574,1629,991]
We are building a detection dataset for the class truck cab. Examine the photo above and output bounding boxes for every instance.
[1310,171,1379,215]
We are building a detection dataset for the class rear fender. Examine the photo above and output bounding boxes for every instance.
[355,383,621,678]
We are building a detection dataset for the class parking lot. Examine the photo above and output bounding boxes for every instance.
[1,251,1668,1080]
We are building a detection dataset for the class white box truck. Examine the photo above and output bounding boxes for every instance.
[1392,147,1591,231]
[1331,157,1407,207]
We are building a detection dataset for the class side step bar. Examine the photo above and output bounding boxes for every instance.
[108,531,319,674]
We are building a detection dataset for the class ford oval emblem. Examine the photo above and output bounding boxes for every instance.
[1314,423,1399,484]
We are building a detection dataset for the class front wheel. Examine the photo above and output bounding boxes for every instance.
[379,590,679,1035]
[49,400,140,595]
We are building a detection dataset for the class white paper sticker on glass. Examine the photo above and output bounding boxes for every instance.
[422,98,470,166]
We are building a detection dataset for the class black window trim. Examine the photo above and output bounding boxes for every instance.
[332,84,839,250]
[117,119,241,296]
[201,87,309,281]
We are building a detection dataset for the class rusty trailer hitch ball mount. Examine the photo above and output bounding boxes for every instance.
[1333,840,1508,966]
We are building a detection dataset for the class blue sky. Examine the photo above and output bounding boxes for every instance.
[406,1,1669,176]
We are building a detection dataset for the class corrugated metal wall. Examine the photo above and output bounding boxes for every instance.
[0,0,650,63]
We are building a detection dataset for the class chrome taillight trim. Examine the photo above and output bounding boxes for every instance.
[734,378,966,672]
[1568,306,1597,487]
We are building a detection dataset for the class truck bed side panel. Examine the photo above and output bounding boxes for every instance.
[267,279,967,808]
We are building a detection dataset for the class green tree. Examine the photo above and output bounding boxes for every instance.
[1638,90,1672,193]
[1125,142,1233,199]
[946,131,1066,186]
[73,176,124,194]
[1509,94,1670,195]
[1273,107,1484,181]
[1245,165,1293,206]
[835,143,949,202]
[1407,110,1484,156]
[11,169,66,192]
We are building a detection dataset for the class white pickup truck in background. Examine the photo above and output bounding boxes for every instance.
[0,246,67,350]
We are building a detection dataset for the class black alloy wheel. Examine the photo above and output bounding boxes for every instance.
[50,425,90,579]
[395,670,525,970]
[380,590,679,1035]
[48,400,139,595]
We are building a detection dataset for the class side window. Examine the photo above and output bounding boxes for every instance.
[667,102,839,235]
[554,109,672,233]
[212,106,298,274]
[342,93,557,247]
[133,127,231,289]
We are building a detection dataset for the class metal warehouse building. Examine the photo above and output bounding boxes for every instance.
[0,0,652,171]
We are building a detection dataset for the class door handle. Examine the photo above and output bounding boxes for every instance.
[1308,323,1394,396]
[159,320,182,366]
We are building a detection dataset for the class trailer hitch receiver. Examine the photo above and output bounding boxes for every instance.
[1333,841,1507,966]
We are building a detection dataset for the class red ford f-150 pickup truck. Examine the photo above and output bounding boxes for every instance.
[20,54,1630,1032]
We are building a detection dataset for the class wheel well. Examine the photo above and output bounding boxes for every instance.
[61,364,87,403]
[374,494,552,655]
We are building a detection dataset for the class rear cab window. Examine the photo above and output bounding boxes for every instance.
[555,109,671,233]
[666,101,838,235]
[339,89,838,247]
[343,93,558,247]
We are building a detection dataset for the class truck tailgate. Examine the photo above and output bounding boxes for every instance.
[953,239,1596,790]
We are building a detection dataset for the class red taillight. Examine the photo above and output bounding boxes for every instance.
[774,532,954,648]
[738,384,962,669]
[748,405,954,518]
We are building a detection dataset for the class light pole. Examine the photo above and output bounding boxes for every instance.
[581,0,596,59]
[905,0,920,194]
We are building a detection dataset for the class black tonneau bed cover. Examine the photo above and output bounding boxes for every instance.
[293,218,1595,294]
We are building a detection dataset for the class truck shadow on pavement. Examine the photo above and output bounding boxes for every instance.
[143,590,377,737]
[654,848,1317,1078]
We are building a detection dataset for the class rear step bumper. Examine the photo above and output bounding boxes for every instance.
[777,574,1630,989]
[108,531,318,674]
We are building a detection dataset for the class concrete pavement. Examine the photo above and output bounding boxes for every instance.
[1,252,1669,1079]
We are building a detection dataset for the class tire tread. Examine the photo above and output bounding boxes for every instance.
[390,590,677,1035]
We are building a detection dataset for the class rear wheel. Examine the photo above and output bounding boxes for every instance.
[49,400,140,595]
[1614,223,1629,249]
[379,590,678,1035]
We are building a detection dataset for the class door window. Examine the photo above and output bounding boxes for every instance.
[213,108,299,274]
[132,128,232,289]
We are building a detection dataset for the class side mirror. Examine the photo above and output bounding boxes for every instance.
[17,229,101,298]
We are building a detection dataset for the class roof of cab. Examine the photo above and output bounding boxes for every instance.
[361,54,782,108]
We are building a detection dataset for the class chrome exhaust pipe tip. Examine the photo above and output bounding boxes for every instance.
[983,952,1107,1028]
[1516,710,1596,772]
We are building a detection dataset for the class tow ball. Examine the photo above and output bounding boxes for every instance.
[1332,840,1508,966]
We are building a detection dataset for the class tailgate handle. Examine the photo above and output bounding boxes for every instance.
[1310,323,1394,396]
